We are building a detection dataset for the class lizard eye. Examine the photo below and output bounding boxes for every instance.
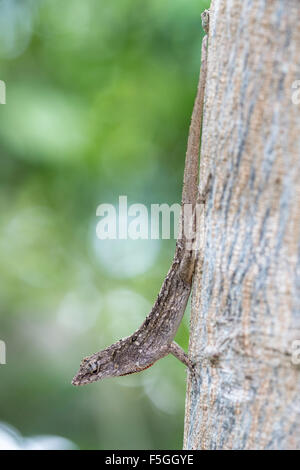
[89,362,99,374]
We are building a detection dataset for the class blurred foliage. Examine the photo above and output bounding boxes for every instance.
[0,0,209,450]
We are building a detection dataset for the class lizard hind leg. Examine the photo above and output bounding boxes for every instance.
[168,342,195,373]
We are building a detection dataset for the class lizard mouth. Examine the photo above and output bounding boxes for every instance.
[71,374,84,386]
[71,371,96,386]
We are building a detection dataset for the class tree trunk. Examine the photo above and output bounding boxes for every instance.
[184,0,300,450]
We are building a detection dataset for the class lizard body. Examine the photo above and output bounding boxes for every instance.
[72,10,209,386]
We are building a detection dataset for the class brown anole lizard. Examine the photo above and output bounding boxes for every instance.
[72,10,209,386]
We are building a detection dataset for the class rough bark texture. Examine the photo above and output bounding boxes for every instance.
[184,0,300,450]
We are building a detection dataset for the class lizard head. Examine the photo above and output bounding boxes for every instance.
[72,338,138,385]
[72,344,121,386]
[72,336,157,385]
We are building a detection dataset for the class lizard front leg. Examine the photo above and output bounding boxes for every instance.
[169,342,195,373]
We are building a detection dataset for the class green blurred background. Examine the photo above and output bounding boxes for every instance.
[0,0,209,450]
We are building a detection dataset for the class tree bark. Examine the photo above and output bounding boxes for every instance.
[184,0,300,450]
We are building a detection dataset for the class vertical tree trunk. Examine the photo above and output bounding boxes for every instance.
[184,0,300,450]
